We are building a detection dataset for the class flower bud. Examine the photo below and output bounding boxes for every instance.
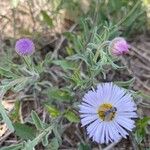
[15,38,35,56]
[109,37,130,56]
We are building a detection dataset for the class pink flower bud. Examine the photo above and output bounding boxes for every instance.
[109,37,130,56]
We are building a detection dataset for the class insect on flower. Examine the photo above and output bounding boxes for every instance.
[104,106,117,121]
[79,83,137,144]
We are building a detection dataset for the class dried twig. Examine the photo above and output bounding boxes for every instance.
[121,56,150,91]
[0,131,12,146]
[131,46,150,63]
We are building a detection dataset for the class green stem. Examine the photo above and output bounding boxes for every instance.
[23,56,34,71]
[93,41,110,63]
[116,0,141,27]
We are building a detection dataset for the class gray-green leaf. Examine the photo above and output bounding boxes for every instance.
[31,111,44,130]
[48,87,73,102]
[0,143,23,150]
[13,123,36,140]
[0,102,14,132]
[46,138,59,150]
[64,110,80,123]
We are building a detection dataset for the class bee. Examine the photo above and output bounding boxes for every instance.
[104,107,117,121]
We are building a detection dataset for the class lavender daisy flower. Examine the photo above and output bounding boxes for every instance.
[79,83,137,144]
[109,37,130,56]
[15,38,35,56]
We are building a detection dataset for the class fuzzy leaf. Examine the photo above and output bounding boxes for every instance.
[31,111,44,130]
[48,87,73,102]
[10,100,21,123]
[78,143,91,150]
[53,126,62,145]
[135,117,150,144]
[23,125,53,150]
[42,132,51,147]
[46,138,59,150]
[115,78,135,88]
[13,123,36,140]
[64,110,80,123]
[0,102,14,132]
[52,60,77,71]
[45,104,60,118]
[1,143,23,150]
[0,67,17,78]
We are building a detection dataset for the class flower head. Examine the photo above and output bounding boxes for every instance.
[79,83,137,144]
[109,37,130,56]
[15,38,35,56]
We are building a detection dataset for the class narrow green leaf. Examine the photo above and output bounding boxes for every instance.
[45,104,60,118]
[31,111,44,130]
[1,143,23,150]
[70,69,86,87]
[53,126,62,145]
[135,117,150,144]
[13,123,36,140]
[64,110,80,123]
[52,60,78,71]
[46,138,59,150]
[115,78,135,88]
[0,67,16,78]
[10,100,21,122]
[78,143,91,150]
[48,87,73,102]
[41,10,54,27]
[0,102,14,132]
[136,91,150,99]
[23,125,53,150]
[42,132,51,147]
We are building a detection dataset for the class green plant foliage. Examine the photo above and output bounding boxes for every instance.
[0,101,14,132]
[78,143,91,150]
[13,123,37,140]
[135,117,150,144]
[52,60,78,71]
[0,0,148,149]
[20,125,54,150]
[52,126,62,145]
[64,110,80,123]
[46,138,59,150]
[1,143,23,150]
[31,111,44,130]
[45,104,60,118]
[114,78,135,88]
[47,87,73,102]
[0,67,17,78]
[42,132,51,147]
[10,100,21,122]
[41,10,54,28]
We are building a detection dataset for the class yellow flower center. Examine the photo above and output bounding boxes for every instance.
[98,103,117,121]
